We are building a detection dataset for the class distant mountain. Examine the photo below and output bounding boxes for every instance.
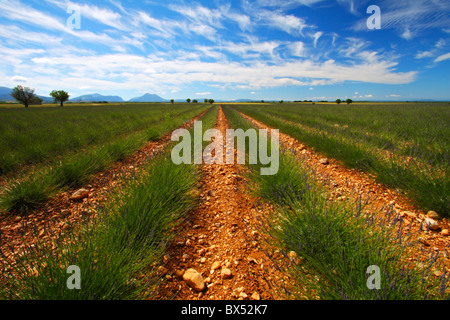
[0,87,12,101]
[234,99,257,102]
[128,93,167,102]
[70,93,124,102]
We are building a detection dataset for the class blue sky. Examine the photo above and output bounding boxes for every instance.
[0,0,449,101]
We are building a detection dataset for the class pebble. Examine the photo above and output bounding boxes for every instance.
[157,266,168,275]
[183,269,205,292]
[239,292,248,299]
[251,292,261,300]
[402,211,417,219]
[319,158,329,165]
[441,229,449,236]
[69,188,90,200]
[211,261,221,270]
[175,269,185,279]
[424,218,440,231]
[427,211,440,220]
[221,267,232,279]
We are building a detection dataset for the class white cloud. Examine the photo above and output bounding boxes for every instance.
[0,0,142,51]
[289,41,307,57]
[0,25,62,44]
[313,31,323,48]
[196,92,211,96]
[12,76,28,83]
[416,51,434,59]
[46,0,128,31]
[221,39,281,59]
[401,28,414,40]
[434,53,450,63]
[352,0,450,39]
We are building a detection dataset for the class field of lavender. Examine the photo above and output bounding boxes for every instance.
[0,102,448,301]
[0,103,209,214]
[232,102,450,217]
[223,104,449,300]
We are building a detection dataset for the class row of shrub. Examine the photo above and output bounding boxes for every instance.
[0,106,219,299]
[222,105,449,300]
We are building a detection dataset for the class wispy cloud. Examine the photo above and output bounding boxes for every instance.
[434,53,450,63]
[352,0,450,39]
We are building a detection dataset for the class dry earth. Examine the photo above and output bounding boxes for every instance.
[155,107,291,300]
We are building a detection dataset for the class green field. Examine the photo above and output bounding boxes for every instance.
[0,103,206,175]
[231,102,450,216]
[1,102,448,300]
[223,104,448,300]
[0,103,209,213]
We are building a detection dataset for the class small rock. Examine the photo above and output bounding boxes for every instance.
[402,211,417,219]
[239,292,248,299]
[175,269,185,279]
[211,261,221,270]
[419,238,431,246]
[185,239,192,246]
[14,216,21,222]
[60,209,70,217]
[200,257,206,263]
[247,256,258,264]
[425,218,440,231]
[319,158,329,165]
[221,267,232,279]
[251,292,261,300]
[433,270,443,277]
[441,229,449,236]
[183,269,205,292]
[427,211,440,220]
[38,229,45,237]
[69,188,90,200]
[157,266,168,275]
[288,251,300,264]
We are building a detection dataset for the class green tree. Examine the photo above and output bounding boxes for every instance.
[10,86,38,108]
[336,99,342,104]
[186,98,191,103]
[170,99,174,104]
[208,99,215,104]
[346,98,353,104]
[50,90,70,107]
[192,99,198,104]
[279,100,284,104]
[204,99,208,103]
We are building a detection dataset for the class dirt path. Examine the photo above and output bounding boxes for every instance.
[0,108,210,260]
[238,110,450,269]
[156,107,290,300]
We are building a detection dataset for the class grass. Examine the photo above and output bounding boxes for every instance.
[0,105,209,214]
[223,105,449,300]
[0,106,219,300]
[232,102,450,217]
